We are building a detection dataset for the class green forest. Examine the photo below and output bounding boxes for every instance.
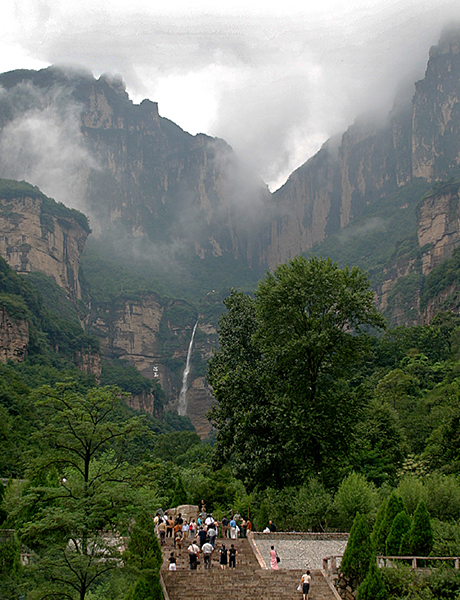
[3,248,460,599]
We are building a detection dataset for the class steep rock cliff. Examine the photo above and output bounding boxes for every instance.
[417,180,460,273]
[0,68,269,270]
[268,28,460,269]
[0,182,89,302]
[412,31,460,180]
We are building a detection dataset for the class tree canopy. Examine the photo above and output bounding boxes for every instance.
[208,255,385,488]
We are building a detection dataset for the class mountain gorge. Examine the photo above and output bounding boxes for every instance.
[1,28,460,435]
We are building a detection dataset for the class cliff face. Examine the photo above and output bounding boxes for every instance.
[412,33,460,180]
[0,69,269,270]
[88,292,216,436]
[368,181,460,327]
[417,181,460,273]
[0,307,29,363]
[267,29,460,270]
[0,194,88,302]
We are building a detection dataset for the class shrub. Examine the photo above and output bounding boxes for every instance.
[293,477,333,532]
[396,475,426,515]
[333,472,377,530]
[425,474,460,521]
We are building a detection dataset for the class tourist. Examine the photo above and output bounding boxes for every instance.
[270,546,279,570]
[222,515,229,538]
[205,514,215,528]
[246,519,252,535]
[208,523,217,548]
[198,526,207,548]
[269,520,277,532]
[241,518,247,538]
[175,513,183,526]
[229,544,238,568]
[229,516,237,539]
[166,516,174,538]
[201,540,214,569]
[299,570,311,600]
[189,519,196,538]
[219,544,228,570]
[158,519,166,545]
[182,519,189,539]
[174,528,183,553]
[168,552,177,571]
[188,541,200,570]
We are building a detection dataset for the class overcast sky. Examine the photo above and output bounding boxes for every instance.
[2,0,460,190]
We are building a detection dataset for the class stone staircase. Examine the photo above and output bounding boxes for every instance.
[161,537,337,600]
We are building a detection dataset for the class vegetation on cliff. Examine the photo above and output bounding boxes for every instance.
[0,178,90,234]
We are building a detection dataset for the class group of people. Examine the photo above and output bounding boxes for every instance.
[158,509,247,571]
[155,509,252,547]
[182,540,239,571]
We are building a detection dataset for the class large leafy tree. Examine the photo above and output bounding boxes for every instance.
[13,382,145,600]
[208,255,385,488]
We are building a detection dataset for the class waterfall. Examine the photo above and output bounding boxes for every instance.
[178,321,198,416]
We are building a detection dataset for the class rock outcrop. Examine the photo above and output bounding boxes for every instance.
[74,350,102,382]
[0,192,89,302]
[0,307,29,363]
[417,181,460,273]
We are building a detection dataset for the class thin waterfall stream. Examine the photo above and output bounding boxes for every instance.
[178,320,198,416]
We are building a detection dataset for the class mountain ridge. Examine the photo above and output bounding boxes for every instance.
[2,29,460,433]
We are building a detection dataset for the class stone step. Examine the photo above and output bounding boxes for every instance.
[161,537,338,600]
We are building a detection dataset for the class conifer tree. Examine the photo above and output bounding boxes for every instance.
[341,513,373,584]
[399,530,411,556]
[386,511,411,555]
[374,493,406,553]
[371,501,387,551]
[409,500,433,556]
[356,560,388,600]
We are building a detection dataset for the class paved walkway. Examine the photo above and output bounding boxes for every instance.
[251,533,348,570]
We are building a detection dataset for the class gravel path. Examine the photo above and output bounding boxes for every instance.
[252,536,347,570]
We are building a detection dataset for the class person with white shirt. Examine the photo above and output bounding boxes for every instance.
[300,570,311,599]
[188,541,200,570]
[201,541,214,569]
